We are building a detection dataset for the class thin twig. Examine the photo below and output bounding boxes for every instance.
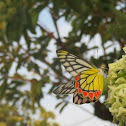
[49,8,65,49]
[37,23,57,40]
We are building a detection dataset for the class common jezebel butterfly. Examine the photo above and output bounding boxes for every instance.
[53,50,104,104]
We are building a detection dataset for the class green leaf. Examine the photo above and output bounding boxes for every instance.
[55,102,63,109]
[60,102,68,113]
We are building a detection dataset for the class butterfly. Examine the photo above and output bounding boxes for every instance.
[53,50,104,104]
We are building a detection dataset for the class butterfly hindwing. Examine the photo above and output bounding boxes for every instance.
[56,50,96,76]
[74,70,103,103]
[73,91,85,104]
[53,81,76,94]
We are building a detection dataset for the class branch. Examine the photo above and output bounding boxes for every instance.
[50,9,66,49]
[37,23,57,40]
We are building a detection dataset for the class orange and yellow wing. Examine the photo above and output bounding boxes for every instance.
[54,50,104,104]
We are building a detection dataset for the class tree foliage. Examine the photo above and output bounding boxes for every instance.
[0,103,59,126]
[0,0,126,125]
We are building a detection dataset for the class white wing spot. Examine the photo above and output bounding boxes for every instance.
[73,65,82,69]
[76,68,89,73]
[67,56,75,58]
[63,62,69,66]
[60,59,65,62]
[67,67,73,71]
[67,59,74,61]
[69,89,76,94]
[76,59,92,68]
[65,90,70,94]
[70,71,77,76]
[70,62,77,65]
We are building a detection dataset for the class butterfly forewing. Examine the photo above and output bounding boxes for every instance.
[56,50,96,76]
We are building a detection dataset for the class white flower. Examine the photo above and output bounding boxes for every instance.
[106,47,126,125]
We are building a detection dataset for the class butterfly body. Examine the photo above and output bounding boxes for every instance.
[53,50,104,104]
